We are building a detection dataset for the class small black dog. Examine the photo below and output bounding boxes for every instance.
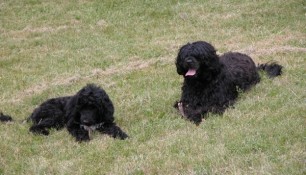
[174,41,282,124]
[29,84,128,142]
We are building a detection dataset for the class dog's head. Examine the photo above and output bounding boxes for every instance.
[68,84,114,127]
[78,106,99,126]
[175,41,221,80]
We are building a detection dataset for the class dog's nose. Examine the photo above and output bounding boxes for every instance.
[82,120,91,125]
[186,56,194,64]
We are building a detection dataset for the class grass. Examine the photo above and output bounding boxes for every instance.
[0,0,305,174]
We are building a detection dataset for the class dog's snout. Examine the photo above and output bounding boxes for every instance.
[186,58,192,63]
[82,119,92,126]
[185,56,196,64]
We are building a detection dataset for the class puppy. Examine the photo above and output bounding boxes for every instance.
[29,84,128,141]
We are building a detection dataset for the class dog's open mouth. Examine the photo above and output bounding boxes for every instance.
[81,122,104,139]
[185,69,196,76]
[81,125,94,139]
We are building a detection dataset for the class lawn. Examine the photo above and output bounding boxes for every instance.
[0,0,305,174]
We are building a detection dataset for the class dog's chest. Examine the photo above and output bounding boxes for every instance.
[182,83,214,102]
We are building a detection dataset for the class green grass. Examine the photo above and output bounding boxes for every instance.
[0,0,305,174]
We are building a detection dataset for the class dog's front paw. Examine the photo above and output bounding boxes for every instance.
[174,101,188,118]
[30,126,49,135]
[173,101,181,109]
[177,102,189,119]
[71,128,90,142]
[189,114,202,126]
[76,133,90,142]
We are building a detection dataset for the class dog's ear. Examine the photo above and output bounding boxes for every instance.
[176,43,192,75]
[192,41,219,64]
[65,95,80,123]
[192,41,221,75]
[175,58,185,75]
[98,95,115,123]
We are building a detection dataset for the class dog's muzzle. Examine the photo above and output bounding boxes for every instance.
[80,122,104,138]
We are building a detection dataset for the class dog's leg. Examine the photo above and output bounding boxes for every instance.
[30,118,63,135]
[71,129,90,142]
[177,102,188,118]
[175,101,203,125]
[187,113,202,125]
[98,123,128,140]
[174,101,193,119]
[67,124,90,142]
[173,100,181,109]
[182,105,204,125]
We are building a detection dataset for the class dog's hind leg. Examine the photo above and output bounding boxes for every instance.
[30,118,64,135]
[98,123,128,140]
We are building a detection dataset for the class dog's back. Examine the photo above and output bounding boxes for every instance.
[29,96,72,124]
[220,52,260,91]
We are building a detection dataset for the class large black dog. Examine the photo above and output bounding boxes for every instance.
[174,41,282,124]
[29,84,128,142]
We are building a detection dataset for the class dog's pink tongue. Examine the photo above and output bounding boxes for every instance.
[185,69,196,76]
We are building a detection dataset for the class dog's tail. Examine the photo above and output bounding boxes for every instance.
[0,112,13,122]
[0,112,29,124]
[257,62,283,78]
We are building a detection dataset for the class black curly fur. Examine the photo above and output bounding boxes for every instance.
[257,62,283,78]
[0,112,13,122]
[174,41,283,125]
[28,84,128,142]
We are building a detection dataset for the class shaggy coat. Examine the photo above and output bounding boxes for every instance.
[29,84,128,142]
[174,41,282,124]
